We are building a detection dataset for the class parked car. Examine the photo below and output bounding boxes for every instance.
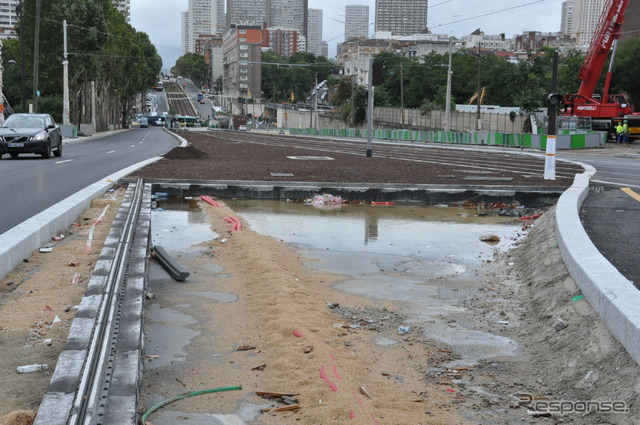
[0,113,62,159]
[238,125,248,131]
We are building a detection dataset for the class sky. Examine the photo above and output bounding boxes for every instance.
[129,0,566,70]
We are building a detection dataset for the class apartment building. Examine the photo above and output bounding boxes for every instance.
[307,8,323,56]
[222,24,262,101]
[374,0,428,36]
[345,5,369,41]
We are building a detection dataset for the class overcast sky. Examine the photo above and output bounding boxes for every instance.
[130,0,566,70]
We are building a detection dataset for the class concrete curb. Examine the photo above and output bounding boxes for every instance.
[555,164,640,366]
[0,158,161,281]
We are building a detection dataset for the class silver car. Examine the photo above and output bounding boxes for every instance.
[0,113,62,159]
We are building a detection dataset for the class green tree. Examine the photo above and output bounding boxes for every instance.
[173,53,208,87]
[611,38,640,106]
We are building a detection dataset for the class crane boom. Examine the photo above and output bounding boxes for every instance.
[577,0,628,101]
[563,0,632,124]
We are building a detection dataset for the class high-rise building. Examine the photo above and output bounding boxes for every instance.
[222,24,262,105]
[268,0,308,37]
[183,0,226,54]
[345,5,370,41]
[112,0,130,21]
[572,0,607,46]
[307,8,323,56]
[0,0,18,40]
[226,0,268,28]
[561,0,575,34]
[375,0,428,36]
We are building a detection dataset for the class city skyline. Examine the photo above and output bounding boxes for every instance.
[131,0,570,69]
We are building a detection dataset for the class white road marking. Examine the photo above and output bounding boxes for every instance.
[107,150,116,154]
[55,160,73,164]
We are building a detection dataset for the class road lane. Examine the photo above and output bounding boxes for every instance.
[0,127,178,234]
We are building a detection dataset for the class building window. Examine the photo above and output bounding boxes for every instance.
[240,44,248,50]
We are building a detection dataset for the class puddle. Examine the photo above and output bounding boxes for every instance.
[223,199,523,364]
[144,299,200,369]
[152,197,218,252]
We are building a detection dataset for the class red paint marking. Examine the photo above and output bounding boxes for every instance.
[292,330,304,338]
[349,411,357,419]
[369,414,381,424]
[328,353,336,362]
[446,388,455,392]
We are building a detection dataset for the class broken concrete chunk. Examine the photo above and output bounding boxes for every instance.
[553,318,568,331]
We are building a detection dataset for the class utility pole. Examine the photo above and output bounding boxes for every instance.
[32,0,41,113]
[62,20,70,125]
[544,50,559,180]
[366,58,374,157]
[400,63,404,127]
[444,36,452,132]
[476,43,481,131]
[17,0,26,112]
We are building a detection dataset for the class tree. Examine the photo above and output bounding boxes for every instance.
[12,0,161,128]
[173,53,208,87]
[611,38,640,105]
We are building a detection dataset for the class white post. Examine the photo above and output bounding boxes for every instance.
[62,20,70,125]
[544,135,556,180]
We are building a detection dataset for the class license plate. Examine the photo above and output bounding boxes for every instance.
[8,143,24,147]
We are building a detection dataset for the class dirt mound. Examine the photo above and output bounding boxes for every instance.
[162,144,209,160]
[509,208,640,422]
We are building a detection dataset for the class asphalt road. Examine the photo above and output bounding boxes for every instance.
[0,127,178,234]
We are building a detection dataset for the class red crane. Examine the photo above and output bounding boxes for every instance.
[563,0,632,122]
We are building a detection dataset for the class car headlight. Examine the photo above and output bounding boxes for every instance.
[32,133,46,141]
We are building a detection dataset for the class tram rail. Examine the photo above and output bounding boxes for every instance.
[34,180,151,425]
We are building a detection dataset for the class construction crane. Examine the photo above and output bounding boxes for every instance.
[562,0,632,132]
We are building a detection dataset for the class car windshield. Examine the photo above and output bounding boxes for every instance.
[3,115,45,129]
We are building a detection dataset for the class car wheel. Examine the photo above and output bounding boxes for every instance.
[41,141,52,159]
[10,153,19,158]
[54,141,62,157]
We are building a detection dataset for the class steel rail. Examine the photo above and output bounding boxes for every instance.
[68,179,145,425]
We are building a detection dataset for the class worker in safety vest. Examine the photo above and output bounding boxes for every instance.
[622,120,629,146]
[616,122,624,144]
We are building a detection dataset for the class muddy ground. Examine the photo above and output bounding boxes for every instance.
[0,189,639,425]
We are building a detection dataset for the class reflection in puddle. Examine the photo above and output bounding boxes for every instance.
[223,199,524,365]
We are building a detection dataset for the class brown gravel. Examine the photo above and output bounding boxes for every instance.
[127,130,582,187]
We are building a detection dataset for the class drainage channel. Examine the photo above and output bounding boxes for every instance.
[35,180,151,425]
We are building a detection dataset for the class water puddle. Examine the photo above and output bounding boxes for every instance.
[223,199,524,364]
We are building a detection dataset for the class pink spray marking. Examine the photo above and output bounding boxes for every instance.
[349,411,357,419]
[369,414,381,425]
[292,330,304,338]
[319,366,339,392]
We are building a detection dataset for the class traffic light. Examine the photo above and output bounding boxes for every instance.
[372,62,384,86]
[545,93,563,106]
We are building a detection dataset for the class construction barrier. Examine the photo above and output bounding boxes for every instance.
[287,128,606,150]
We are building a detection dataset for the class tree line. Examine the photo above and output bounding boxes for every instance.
[2,0,161,129]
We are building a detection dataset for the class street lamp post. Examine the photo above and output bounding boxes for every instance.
[16,0,27,112]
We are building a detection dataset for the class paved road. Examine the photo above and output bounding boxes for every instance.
[0,127,177,234]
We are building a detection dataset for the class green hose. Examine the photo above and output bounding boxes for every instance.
[140,385,243,424]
